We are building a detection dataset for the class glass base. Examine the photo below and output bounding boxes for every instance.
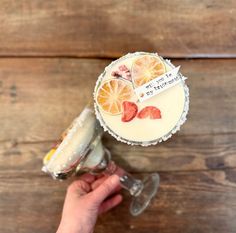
[129,173,160,216]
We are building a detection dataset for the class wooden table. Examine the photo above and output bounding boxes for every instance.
[0,1,236,233]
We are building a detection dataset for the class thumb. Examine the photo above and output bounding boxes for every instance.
[91,175,120,205]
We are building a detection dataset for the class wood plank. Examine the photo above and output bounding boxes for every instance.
[0,1,235,57]
[106,133,236,172]
[97,170,236,233]
[0,58,235,143]
[0,133,235,173]
[0,58,108,142]
[0,170,236,233]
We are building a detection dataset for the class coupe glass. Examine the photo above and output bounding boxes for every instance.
[42,106,159,216]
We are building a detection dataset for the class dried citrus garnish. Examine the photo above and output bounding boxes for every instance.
[132,55,166,87]
[96,79,134,115]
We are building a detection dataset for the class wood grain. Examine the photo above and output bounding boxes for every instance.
[0,58,235,143]
[97,170,236,233]
[0,1,235,232]
[1,170,236,233]
[0,133,235,173]
[0,0,235,58]
[0,57,235,232]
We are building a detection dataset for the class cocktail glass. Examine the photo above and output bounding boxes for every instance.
[42,106,159,216]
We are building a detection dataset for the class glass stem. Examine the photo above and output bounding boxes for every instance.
[104,160,144,197]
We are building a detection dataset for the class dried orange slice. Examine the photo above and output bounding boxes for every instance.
[132,55,166,87]
[43,148,56,165]
[96,79,134,115]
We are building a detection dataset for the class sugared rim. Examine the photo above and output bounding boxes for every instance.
[93,52,189,146]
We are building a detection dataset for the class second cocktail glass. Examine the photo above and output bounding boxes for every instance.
[42,107,159,216]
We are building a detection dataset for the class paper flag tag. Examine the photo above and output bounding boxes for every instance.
[135,66,181,102]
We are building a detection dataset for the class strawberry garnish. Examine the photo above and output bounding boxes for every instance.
[121,101,138,122]
[137,106,161,119]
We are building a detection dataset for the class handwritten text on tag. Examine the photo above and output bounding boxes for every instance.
[135,66,181,102]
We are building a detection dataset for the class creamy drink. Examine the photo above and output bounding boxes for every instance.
[94,52,189,146]
[42,107,104,178]
[82,140,104,168]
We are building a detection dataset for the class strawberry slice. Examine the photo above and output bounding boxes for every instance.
[122,101,138,122]
[137,106,161,119]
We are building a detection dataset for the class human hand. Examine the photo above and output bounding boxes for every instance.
[57,174,122,233]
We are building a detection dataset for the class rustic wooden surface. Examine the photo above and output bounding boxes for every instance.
[0,1,236,233]
[0,0,235,58]
[1,170,236,233]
